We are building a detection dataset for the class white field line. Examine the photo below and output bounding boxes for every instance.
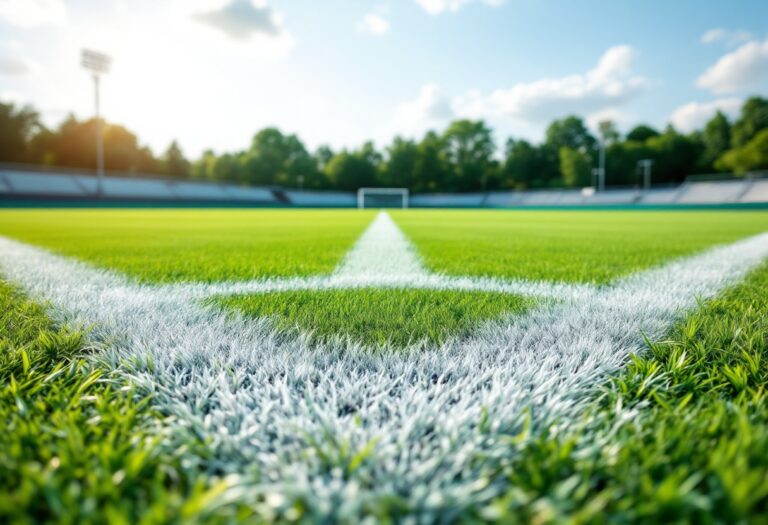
[334,210,429,278]
[162,210,592,301]
[163,273,591,302]
[1,224,767,518]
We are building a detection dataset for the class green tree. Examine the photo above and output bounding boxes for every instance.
[191,149,217,180]
[646,126,701,183]
[715,129,768,173]
[49,116,156,173]
[442,119,496,191]
[731,96,768,148]
[626,124,659,143]
[701,111,731,171]
[211,152,245,183]
[559,146,592,187]
[162,140,190,177]
[382,137,419,189]
[0,102,41,163]
[545,116,596,152]
[413,131,450,192]
[324,144,380,191]
[314,145,334,173]
[502,138,558,189]
[605,140,652,186]
[243,128,317,186]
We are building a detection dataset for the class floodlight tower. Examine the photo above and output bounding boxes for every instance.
[597,139,606,192]
[638,159,653,191]
[81,49,111,196]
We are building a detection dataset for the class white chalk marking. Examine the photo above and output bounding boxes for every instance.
[334,211,429,278]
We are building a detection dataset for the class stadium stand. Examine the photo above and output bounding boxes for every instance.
[284,190,356,207]
[169,181,231,200]
[675,180,751,204]
[223,186,276,202]
[740,180,768,203]
[637,188,681,204]
[1,165,766,208]
[102,177,175,199]
[2,170,86,196]
[410,193,486,207]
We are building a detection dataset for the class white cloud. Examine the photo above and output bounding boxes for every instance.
[192,0,283,40]
[0,0,66,27]
[416,0,504,16]
[669,98,742,132]
[454,45,648,125]
[697,38,768,94]
[701,28,726,44]
[358,9,390,36]
[388,84,454,136]
[0,56,34,76]
[700,28,753,46]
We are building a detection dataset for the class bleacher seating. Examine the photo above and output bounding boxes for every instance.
[102,177,175,199]
[410,193,485,207]
[0,173,12,193]
[284,191,356,207]
[1,167,766,207]
[170,181,230,200]
[223,186,275,202]
[736,180,768,203]
[675,180,750,204]
[637,188,680,204]
[519,191,565,206]
[71,175,99,194]
[2,171,87,196]
[556,192,588,205]
[484,192,526,207]
[586,190,640,205]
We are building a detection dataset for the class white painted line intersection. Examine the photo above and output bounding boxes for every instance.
[0,212,766,517]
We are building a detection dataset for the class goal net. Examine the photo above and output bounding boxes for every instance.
[357,187,409,209]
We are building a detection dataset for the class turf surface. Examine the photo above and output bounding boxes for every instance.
[485,262,768,522]
[2,209,768,284]
[4,257,768,521]
[392,210,768,283]
[0,280,245,524]
[0,209,374,282]
[213,289,533,347]
[2,208,768,522]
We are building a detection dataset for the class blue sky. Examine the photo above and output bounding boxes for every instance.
[0,0,766,158]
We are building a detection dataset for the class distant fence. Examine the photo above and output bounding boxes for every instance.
[1,164,767,208]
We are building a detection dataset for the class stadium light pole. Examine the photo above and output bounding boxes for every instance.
[638,159,653,191]
[598,139,606,192]
[81,49,111,197]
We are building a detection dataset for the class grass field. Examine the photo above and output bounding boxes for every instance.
[2,209,768,283]
[213,289,533,346]
[0,209,376,282]
[393,210,768,283]
[1,208,768,523]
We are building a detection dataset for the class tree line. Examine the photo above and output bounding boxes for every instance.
[1,96,767,192]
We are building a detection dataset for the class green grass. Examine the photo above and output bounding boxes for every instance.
[0,209,374,283]
[0,280,252,524]
[479,262,768,523]
[392,210,768,283]
[2,207,768,522]
[213,288,533,347]
[2,209,767,285]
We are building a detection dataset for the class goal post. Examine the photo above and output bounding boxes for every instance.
[357,187,409,209]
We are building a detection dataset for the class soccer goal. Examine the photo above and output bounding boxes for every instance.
[357,187,409,209]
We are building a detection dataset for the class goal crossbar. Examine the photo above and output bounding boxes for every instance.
[357,187,409,209]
